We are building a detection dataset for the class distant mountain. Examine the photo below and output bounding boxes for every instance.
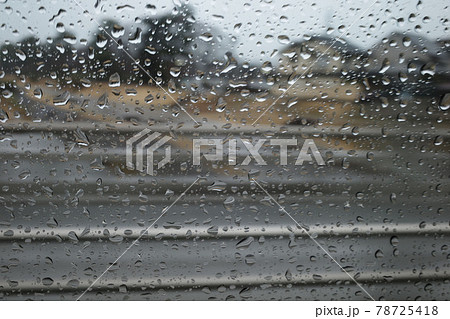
[368,31,450,76]
[276,35,368,77]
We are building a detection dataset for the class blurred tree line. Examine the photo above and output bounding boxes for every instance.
[0,5,218,88]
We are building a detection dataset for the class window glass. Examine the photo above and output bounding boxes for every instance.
[0,0,448,300]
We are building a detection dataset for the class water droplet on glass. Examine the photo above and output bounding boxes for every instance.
[109,73,121,87]
[53,91,70,106]
[236,237,254,249]
[375,249,384,258]
[199,32,213,42]
[97,93,108,109]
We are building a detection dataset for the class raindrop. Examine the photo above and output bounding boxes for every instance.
[278,35,290,44]
[0,109,9,123]
[56,22,65,33]
[46,217,58,228]
[33,88,43,99]
[312,274,323,281]
[80,78,91,88]
[236,237,254,249]
[439,93,450,111]
[390,193,396,203]
[285,269,293,281]
[68,231,79,242]
[42,278,54,286]
[53,91,70,106]
[199,32,213,42]
[144,94,154,104]
[74,128,90,146]
[261,61,273,73]
[112,24,125,38]
[18,170,31,180]
[97,93,108,109]
[379,58,390,73]
[420,63,435,76]
[15,49,26,61]
[129,27,142,44]
[390,236,399,247]
[375,249,384,258]
[216,97,227,112]
[67,279,80,288]
[170,67,181,78]
[2,90,13,99]
[96,34,108,48]
[207,181,227,192]
[109,73,120,87]
[223,196,235,211]
[207,226,219,236]
[434,136,443,146]
[109,235,124,243]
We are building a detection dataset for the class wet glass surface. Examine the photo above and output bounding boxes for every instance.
[0,0,449,300]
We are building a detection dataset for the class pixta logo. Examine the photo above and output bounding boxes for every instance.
[126,129,172,176]
[126,130,325,175]
[193,138,325,166]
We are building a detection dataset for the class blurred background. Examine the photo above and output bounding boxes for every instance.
[0,0,449,300]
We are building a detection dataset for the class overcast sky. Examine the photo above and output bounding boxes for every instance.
[1,0,448,63]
